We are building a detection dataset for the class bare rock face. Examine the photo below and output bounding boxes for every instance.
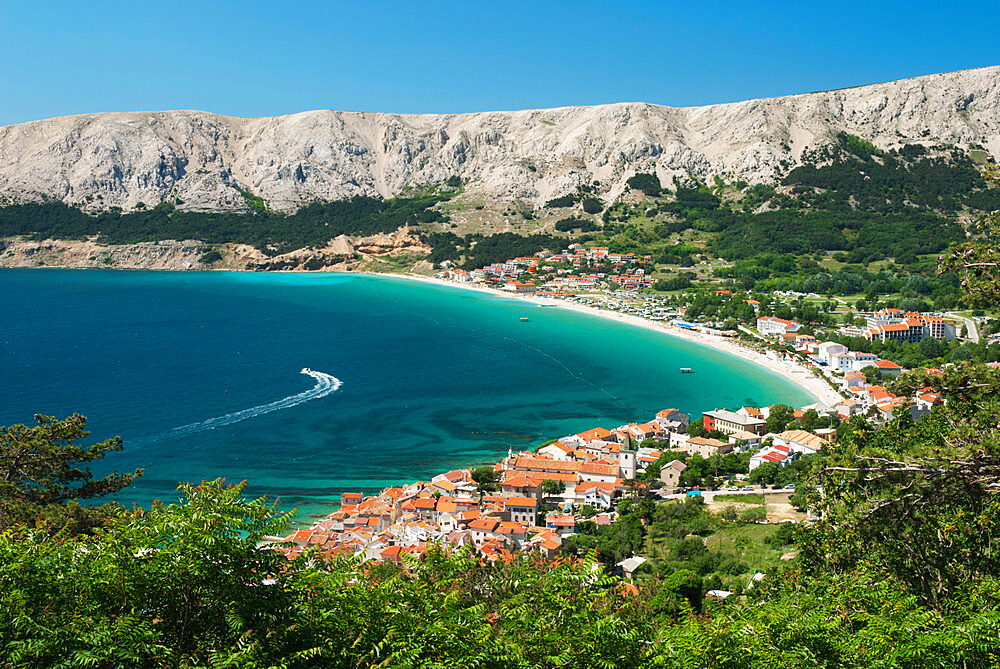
[1,66,997,211]
[0,229,429,271]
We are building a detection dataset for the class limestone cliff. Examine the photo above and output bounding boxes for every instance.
[1,66,997,212]
[0,228,429,271]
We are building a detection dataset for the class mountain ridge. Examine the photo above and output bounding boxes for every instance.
[1,65,997,212]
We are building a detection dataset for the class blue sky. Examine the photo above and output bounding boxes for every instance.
[0,1,996,125]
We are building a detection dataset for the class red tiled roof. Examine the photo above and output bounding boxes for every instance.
[503,496,538,508]
[576,427,613,441]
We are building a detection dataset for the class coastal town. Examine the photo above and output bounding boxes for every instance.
[277,315,958,568]
[274,243,987,569]
[278,363,950,566]
[434,240,974,420]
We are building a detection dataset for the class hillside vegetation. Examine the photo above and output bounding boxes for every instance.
[0,192,450,257]
[2,138,997,282]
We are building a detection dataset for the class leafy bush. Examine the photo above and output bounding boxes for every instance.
[198,250,222,264]
[626,173,662,196]
[554,217,598,233]
[739,507,767,523]
[545,195,576,208]
[765,522,796,548]
[654,277,692,291]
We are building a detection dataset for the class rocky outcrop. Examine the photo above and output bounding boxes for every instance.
[0,228,429,271]
[0,66,997,211]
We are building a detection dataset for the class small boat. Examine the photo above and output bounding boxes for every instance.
[520,317,530,322]
[680,367,693,373]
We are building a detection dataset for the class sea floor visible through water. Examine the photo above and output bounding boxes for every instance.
[1,269,812,521]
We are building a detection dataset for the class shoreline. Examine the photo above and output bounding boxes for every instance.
[374,272,844,408]
[3,264,843,407]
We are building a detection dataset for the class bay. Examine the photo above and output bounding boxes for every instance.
[0,269,811,521]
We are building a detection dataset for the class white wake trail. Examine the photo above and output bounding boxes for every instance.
[139,368,342,445]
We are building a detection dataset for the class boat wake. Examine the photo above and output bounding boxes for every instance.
[138,368,342,445]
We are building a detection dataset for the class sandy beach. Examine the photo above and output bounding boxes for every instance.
[379,272,844,408]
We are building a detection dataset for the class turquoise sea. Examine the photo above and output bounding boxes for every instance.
[1,270,811,522]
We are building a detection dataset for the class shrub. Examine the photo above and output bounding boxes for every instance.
[626,173,662,196]
[545,195,576,208]
[554,217,598,233]
[198,250,222,264]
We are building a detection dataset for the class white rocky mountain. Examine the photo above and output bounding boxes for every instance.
[1,66,997,212]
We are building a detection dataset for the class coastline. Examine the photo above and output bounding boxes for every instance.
[2,263,843,408]
[375,271,844,408]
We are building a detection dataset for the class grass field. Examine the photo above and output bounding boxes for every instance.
[713,493,764,505]
[706,523,792,590]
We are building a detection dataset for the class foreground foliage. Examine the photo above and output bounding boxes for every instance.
[0,413,140,534]
[801,364,1000,610]
[3,360,1000,667]
[1,479,998,668]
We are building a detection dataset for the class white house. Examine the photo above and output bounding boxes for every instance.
[816,342,848,365]
[847,352,880,371]
[757,316,801,337]
[772,429,824,454]
[728,430,764,450]
[750,443,794,470]
[576,481,615,509]
[537,441,574,460]
[503,497,538,526]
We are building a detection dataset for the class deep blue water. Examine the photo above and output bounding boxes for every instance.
[1,270,811,522]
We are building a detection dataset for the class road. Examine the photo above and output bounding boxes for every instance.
[738,324,767,340]
[947,312,980,343]
[652,486,790,501]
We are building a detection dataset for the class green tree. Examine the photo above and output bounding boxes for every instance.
[650,569,704,614]
[859,364,885,384]
[687,419,709,437]
[471,465,500,493]
[0,414,141,534]
[766,404,795,433]
[541,479,566,496]
[939,165,1000,308]
[918,334,944,359]
[739,506,767,523]
[749,462,782,487]
[625,173,662,197]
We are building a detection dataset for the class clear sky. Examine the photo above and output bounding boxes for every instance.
[0,1,996,126]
